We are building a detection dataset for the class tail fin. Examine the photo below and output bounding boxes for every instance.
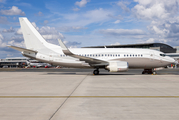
[19,17,49,50]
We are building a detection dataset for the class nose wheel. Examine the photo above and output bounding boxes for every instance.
[93,69,99,75]
[142,69,157,75]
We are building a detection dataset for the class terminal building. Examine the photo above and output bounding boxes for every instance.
[0,57,52,68]
[0,57,28,68]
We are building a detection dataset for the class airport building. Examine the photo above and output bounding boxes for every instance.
[0,57,52,68]
[0,57,28,68]
[175,46,179,53]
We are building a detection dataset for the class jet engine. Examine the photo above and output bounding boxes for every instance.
[106,61,128,72]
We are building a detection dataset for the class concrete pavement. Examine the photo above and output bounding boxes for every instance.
[0,70,179,120]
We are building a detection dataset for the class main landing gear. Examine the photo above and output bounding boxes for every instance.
[93,69,99,75]
[142,69,157,75]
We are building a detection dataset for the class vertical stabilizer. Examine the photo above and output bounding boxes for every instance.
[19,17,48,50]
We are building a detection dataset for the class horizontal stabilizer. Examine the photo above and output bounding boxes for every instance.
[7,45,38,53]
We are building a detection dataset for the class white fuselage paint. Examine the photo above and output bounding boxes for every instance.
[22,44,175,69]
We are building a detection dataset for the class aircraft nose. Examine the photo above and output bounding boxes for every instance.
[174,60,178,64]
[170,57,176,64]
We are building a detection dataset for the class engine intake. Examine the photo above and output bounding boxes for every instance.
[106,61,128,72]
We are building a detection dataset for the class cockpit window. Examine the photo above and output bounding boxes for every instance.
[160,54,166,57]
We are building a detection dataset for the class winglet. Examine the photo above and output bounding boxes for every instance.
[58,39,73,55]
[58,39,68,50]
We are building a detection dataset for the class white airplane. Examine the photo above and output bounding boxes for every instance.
[8,17,176,75]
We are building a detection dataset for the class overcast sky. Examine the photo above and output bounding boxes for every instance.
[0,0,179,58]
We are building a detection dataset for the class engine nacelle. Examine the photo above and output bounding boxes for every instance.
[106,61,128,72]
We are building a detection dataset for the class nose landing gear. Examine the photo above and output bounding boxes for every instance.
[142,69,157,75]
[93,69,99,75]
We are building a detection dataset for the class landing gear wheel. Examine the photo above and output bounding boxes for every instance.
[152,71,157,75]
[142,69,153,74]
[93,70,99,75]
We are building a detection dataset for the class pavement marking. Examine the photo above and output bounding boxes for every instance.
[0,96,179,98]
[49,74,89,120]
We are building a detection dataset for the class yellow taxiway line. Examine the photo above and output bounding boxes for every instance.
[0,96,179,98]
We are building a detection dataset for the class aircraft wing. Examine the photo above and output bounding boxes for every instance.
[58,39,109,67]
[7,45,38,53]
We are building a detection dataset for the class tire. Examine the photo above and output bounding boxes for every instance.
[153,71,156,75]
[93,70,99,75]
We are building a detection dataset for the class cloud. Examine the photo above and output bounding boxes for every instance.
[142,38,168,44]
[63,8,114,26]
[15,22,65,42]
[75,0,90,7]
[0,33,24,52]
[8,40,25,48]
[117,1,130,12]
[63,41,81,48]
[0,34,7,48]
[16,3,31,8]
[44,20,48,25]
[0,0,6,3]
[31,22,39,30]
[0,16,8,24]
[114,20,120,24]
[99,29,146,36]
[35,11,43,16]
[0,32,24,59]
[132,0,179,20]
[59,26,87,32]
[15,22,40,35]
[73,8,80,11]
[11,36,24,42]
[146,38,155,43]
[38,11,43,16]
[108,14,123,20]
[2,27,15,33]
[37,26,65,42]
[111,42,120,45]
[15,28,22,35]
[129,0,179,46]
[0,6,25,16]
[147,16,179,39]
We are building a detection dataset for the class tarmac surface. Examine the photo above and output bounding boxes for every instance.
[0,68,179,120]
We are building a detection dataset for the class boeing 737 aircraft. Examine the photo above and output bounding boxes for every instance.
[8,18,176,75]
